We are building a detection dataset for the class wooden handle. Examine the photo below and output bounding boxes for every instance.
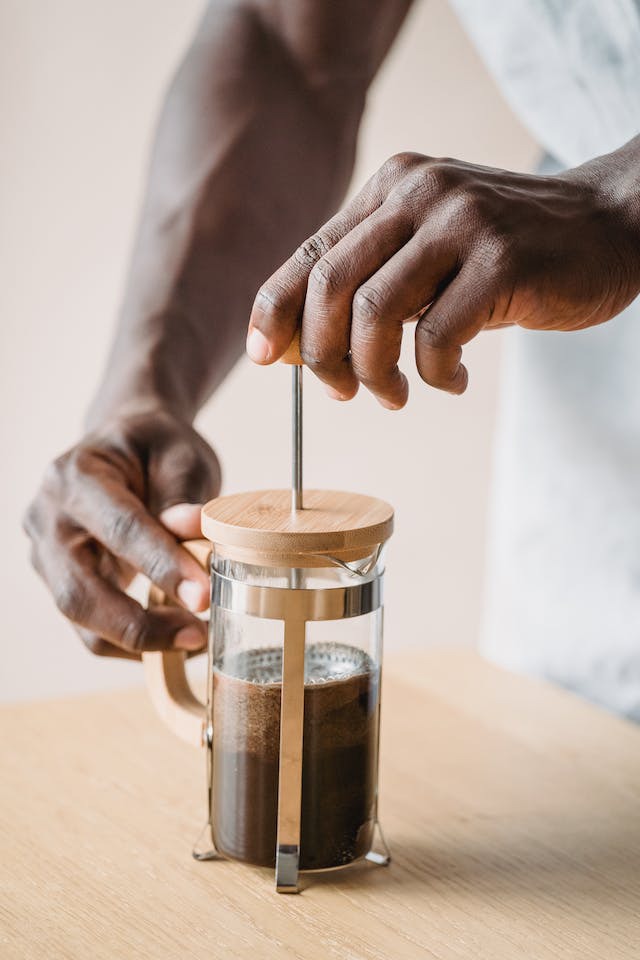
[142,539,211,748]
[280,330,302,365]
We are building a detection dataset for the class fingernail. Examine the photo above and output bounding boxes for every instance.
[379,397,404,411]
[177,579,208,612]
[325,385,348,401]
[175,625,206,651]
[246,328,271,363]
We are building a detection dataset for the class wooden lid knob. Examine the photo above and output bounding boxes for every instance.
[280,330,303,366]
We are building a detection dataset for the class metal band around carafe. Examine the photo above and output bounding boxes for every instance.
[211,569,382,622]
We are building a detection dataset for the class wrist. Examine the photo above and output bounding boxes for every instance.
[603,145,640,240]
[85,354,198,434]
[563,137,640,294]
[575,136,640,239]
[85,394,183,435]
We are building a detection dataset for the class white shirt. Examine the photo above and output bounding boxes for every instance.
[450,0,640,720]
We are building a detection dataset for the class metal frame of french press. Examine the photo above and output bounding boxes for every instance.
[144,355,392,894]
[205,552,389,891]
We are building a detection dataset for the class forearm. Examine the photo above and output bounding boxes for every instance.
[87,1,411,430]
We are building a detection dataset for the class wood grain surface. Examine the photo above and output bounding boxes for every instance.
[2,649,639,959]
[200,489,394,558]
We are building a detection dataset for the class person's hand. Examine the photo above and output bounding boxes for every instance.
[247,150,640,406]
[24,410,221,659]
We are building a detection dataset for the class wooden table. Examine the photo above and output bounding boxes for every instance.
[2,649,640,959]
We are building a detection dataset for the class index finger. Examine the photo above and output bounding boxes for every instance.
[246,165,392,364]
[66,453,209,611]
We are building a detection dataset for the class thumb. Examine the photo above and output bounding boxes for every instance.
[159,503,210,614]
[159,502,203,540]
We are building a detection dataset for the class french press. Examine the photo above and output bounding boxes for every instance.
[144,343,394,893]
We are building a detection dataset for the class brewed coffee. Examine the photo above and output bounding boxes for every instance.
[211,642,379,869]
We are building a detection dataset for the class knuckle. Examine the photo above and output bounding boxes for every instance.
[54,576,88,622]
[308,256,342,296]
[119,614,148,653]
[255,284,286,319]
[293,233,330,269]
[395,159,459,208]
[381,152,422,184]
[104,509,141,552]
[424,159,457,193]
[416,312,448,347]
[300,344,334,373]
[391,168,430,205]
[387,159,452,207]
[162,444,219,504]
[145,549,175,589]
[82,635,111,658]
[157,433,203,477]
[352,285,386,326]
[104,507,178,589]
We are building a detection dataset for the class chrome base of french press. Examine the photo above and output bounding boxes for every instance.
[192,819,391,884]
[192,820,219,862]
[275,844,300,893]
[364,818,391,867]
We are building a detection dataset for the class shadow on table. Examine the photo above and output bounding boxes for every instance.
[302,810,640,912]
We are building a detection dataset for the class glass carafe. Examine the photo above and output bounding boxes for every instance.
[144,489,393,893]
[209,553,384,872]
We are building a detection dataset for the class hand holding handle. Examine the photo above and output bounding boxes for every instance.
[143,539,211,747]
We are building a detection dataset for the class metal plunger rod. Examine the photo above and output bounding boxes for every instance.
[291,364,303,512]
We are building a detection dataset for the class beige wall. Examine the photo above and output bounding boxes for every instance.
[0,0,537,701]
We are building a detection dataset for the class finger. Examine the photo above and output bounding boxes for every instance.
[349,230,459,408]
[75,625,206,661]
[247,163,394,365]
[33,519,207,654]
[61,540,207,654]
[73,542,149,662]
[75,625,142,661]
[66,453,210,612]
[297,202,415,400]
[75,540,206,662]
[415,262,497,394]
[72,575,206,653]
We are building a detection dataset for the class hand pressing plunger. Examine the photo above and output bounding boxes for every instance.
[247,148,640,407]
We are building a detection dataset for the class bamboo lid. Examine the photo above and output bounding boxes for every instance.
[201,489,393,563]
